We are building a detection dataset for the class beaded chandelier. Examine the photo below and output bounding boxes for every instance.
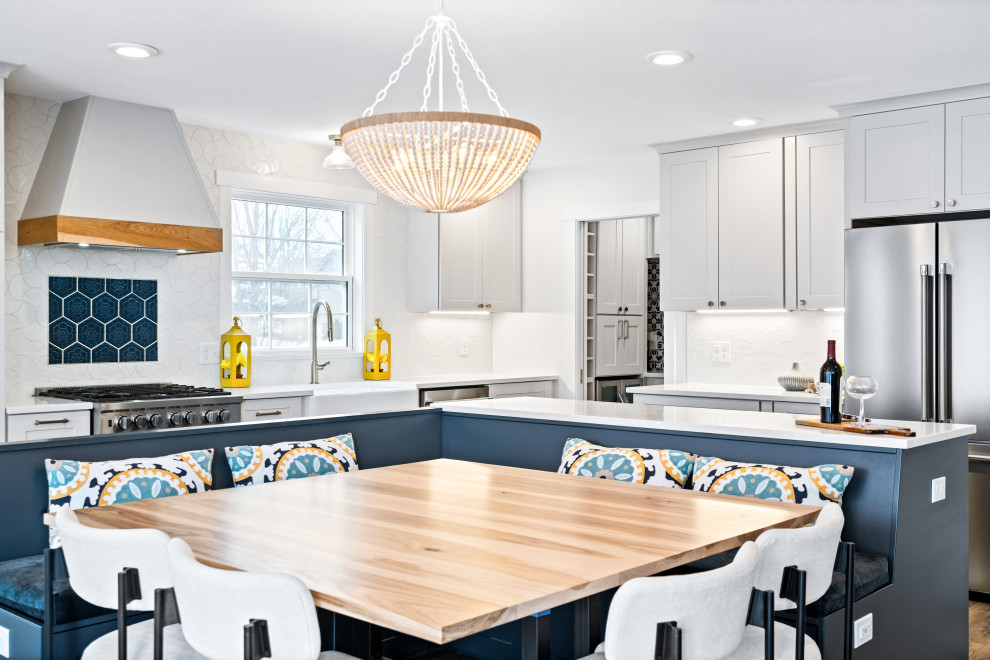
[340,4,541,213]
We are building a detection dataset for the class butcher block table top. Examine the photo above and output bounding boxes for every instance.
[73,458,820,644]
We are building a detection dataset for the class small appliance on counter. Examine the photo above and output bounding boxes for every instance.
[36,384,243,434]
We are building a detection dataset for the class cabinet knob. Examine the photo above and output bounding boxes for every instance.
[931,200,940,208]
[623,306,628,312]
[799,299,807,306]
[947,199,956,207]
[707,301,714,307]
[477,303,483,309]
[485,304,491,309]
[719,301,726,307]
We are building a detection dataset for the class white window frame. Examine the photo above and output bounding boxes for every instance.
[216,170,377,361]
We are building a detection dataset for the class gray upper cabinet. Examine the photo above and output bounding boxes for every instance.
[407,182,522,313]
[596,217,646,315]
[796,130,845,309]
[847,105,945,219]
[946,97,990,211]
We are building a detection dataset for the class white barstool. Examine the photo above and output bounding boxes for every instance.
[167,538,358,660]
[578,541,763,660]
[730,502,845,660]
[55,507,202,659]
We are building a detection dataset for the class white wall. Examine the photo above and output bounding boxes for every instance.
[493,152,660,398]
[4,93,492,401]
[685,310,845,386]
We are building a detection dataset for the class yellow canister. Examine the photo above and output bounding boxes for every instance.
[364,318,391,380]
[220,317,251,387]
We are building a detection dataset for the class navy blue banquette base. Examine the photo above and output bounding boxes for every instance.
[0,406,968,660]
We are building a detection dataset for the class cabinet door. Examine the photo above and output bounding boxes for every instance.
[718,138,785,309]
[482,182,522,311]
[596,220,622,315]
[847,105,945,218]
[620,218,647,315]
[618,316,646,375]
[946,97,990,212]
[439,210,485,311]
[796,131,845,309]
[595,316,622,377]
[244,396,303,421]
[658,148,718,311]
[6,410,91,441]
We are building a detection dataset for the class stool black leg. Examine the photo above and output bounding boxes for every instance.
[573,594,602,657]
[522,612,551,660]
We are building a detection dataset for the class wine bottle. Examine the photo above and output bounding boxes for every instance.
[819,339,842,424]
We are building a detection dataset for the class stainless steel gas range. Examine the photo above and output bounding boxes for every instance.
[36,384,243,435]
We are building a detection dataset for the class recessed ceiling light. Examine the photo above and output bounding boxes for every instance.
[108,43,159,59]
[730,117,762,128]
[647,50,692,66]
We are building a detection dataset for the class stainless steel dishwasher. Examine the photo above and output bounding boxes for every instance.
[971,442,990,595]
[419,385,491,407]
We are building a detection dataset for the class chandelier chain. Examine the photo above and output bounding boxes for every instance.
[363,19,434,117]
[444,28,470,112]
[420,22,443,112]
[448,20,509,116]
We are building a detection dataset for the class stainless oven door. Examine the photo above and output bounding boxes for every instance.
[420,386,491,407]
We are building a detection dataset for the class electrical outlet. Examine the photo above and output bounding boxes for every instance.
[853,613,873,648]
[713,341,731,363]
[0,624,10,658]
[199,343,220,365]
[458,337,469,358]
[932,476,947,503]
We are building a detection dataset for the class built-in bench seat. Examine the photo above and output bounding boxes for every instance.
[0,553,108,623]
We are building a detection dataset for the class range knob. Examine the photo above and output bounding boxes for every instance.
[148,413,164,428]
[203,409,218,424]
[168,412,184,427]
[114,415,132,432]
[218,408,232,423]
[183,411,201,426]
[131,414,149,430]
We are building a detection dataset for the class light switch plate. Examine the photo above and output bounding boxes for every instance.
[713,341,731,363]
[199,343,220,364]
[853,613,873,648]
[932,476,946,503]
[0,624,10,658]
[458,337,469,358]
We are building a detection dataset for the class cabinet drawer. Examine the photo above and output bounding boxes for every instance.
[488,380,554,399]
[6,410,92,442]
[242,397,303,421]
[772,401,820,415]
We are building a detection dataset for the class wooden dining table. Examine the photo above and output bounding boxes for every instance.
[73,458,820,659]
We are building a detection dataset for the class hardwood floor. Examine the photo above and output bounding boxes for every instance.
[972,600,990,659]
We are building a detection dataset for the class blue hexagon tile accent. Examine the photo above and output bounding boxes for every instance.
[48,277,159,364]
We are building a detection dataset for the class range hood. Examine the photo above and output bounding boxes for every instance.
[18,96,221,253]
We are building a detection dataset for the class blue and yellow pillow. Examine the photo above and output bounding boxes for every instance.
[690,456,854,505]
[225,434,358,487]
[558,439,698,488]
[45,449,214,545]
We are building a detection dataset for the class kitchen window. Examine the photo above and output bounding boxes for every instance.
[230,192,356,350]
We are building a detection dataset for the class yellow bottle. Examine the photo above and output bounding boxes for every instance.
[220,317,251,387]
[363,318,391,380]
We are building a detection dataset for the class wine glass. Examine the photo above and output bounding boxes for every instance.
[845,376,879,426]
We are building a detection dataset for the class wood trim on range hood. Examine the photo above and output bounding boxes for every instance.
[18,216,222,253]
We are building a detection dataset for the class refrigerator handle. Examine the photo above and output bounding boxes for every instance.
[938,263,952,423]
[921,265,935,422]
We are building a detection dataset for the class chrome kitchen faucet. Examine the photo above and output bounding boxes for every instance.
[311,300,334,384]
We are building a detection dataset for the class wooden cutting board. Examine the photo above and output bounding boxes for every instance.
[796,418,917,437]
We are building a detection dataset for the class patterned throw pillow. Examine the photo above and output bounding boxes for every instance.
[225,434,358,487]
[690,456,854,506]
[45,449,214,546]
[557,438,698,488]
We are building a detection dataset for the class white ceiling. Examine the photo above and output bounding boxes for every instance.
[2,0,989,169]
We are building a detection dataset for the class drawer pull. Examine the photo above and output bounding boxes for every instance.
[255,411,283,417]
[35,418,69,425]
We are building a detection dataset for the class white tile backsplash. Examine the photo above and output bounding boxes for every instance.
[4,93,492,400]
[686,311,845,386]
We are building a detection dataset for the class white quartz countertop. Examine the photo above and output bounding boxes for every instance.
[628,383,819,404]
[5,397,94,415]
[437,397,975,450]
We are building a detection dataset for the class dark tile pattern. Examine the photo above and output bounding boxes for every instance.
[647,257,664,373]
[48,277,158,364]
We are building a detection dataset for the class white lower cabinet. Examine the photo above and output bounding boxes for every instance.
[596,316,645,377]
[6,410,91,442]
[241,396,303,422]
[488,380,554,399]
[631,392,818,415]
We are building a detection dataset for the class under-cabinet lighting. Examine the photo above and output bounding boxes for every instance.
[427,311,491,316]
[696,308,789,314]
[823,308,845,312]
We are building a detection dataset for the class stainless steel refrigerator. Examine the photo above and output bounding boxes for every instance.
[845,218,990,594]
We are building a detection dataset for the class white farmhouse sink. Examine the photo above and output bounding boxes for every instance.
[302,381,420,417]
